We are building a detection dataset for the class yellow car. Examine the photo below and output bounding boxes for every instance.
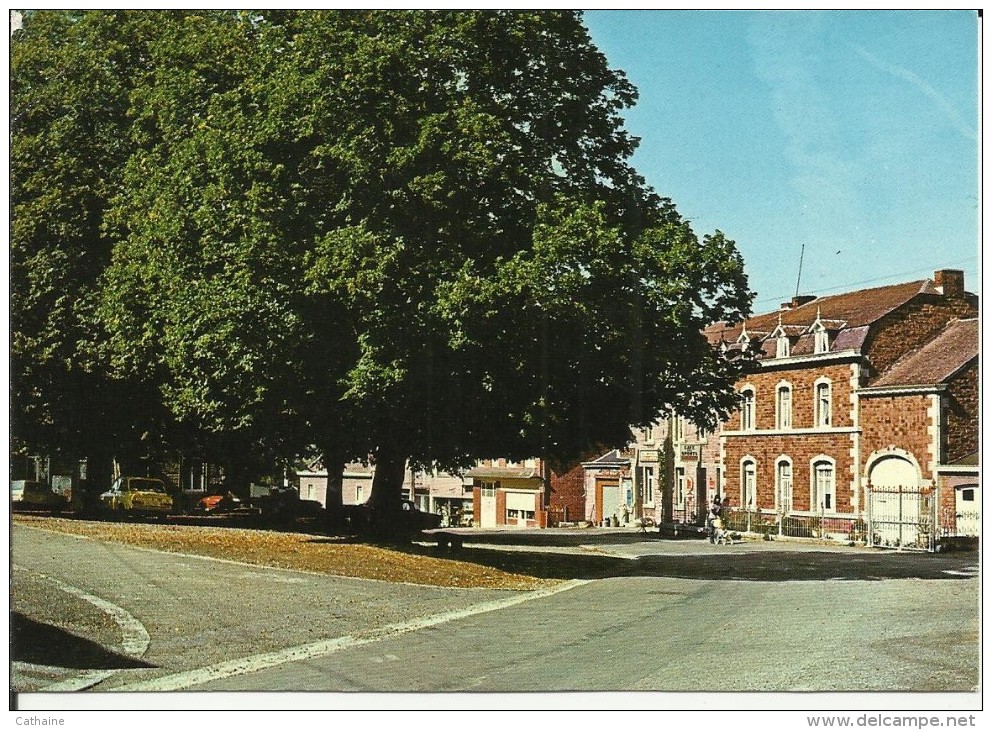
[100,477,173,517]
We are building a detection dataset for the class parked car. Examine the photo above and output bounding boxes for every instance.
[11,480,68,511]
[195,491,243,513]
[100,477,173,517]
[340,499,442,536]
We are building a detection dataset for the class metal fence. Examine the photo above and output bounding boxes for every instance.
[671,493,704,526]
[722,508,866,542]
[941,505,980,538]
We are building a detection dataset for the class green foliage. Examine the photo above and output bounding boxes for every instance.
[11,10,754,502]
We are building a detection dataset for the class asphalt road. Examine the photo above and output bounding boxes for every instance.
[11,524,980,705]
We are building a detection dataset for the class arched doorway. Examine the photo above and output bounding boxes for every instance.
[868,454,920,489]
[866,453,929,548]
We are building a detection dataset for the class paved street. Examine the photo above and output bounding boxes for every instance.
[11,524,980,705]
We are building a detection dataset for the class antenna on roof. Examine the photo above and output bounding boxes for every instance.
[795,244,805,298]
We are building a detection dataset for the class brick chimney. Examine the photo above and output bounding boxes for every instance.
[781,294,817,309]
[934,269,965,298]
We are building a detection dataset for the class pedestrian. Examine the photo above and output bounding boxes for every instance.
[708,494,722,543]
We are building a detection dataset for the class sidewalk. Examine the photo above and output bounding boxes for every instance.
[420,525,865,558]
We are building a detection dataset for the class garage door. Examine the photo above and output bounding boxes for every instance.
[505,491,537,527]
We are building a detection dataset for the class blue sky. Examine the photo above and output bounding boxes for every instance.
[582,10,979,314]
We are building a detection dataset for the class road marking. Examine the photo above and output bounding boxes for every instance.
[12,565,151,657]
[116,578,589,692]
[12,566,153,692]
[240,571,307,584]
[42,670,120,693]
[943,566,979,577]
[12,660,119,693]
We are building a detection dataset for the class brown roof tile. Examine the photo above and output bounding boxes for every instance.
[706,279,936,345]
[870,319,978,387]
[465,466,541,480]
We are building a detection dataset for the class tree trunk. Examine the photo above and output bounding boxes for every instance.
[368,445,408,511]
[322,445,345,522]
[78,451,114,514]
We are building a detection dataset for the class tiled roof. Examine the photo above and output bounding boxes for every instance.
[584,449,630,467]
[706,279,936,347]
[465,466,541,480]
[870,319,978,387]
[948,451,979,466]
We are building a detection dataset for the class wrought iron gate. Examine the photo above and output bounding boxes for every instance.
[867,484,936,551]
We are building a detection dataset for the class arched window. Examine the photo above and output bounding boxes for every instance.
[811,459,835,512]
[777,334,791,358]
[776,383,792,430]
[740,387,756,431]
[776,458,793,513]
[741,458,757,510]
[815,379,832,428]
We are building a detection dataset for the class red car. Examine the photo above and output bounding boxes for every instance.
[196,492,242,513]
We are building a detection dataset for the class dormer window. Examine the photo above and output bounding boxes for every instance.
[814,328,829,354]
[807,308,844,355]
[736,326,751,351]
[771,316,797,358]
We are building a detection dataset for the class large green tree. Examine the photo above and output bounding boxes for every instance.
[12,10,754,515]
[10,10,176,496]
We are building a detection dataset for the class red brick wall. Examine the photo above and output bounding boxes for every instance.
[723,432,855,512]
[549,463,586,524]
[945,361,978,463]
[495,489,506,526]
[735,362,855,431]
[473,486,481,525]
[865,296,977,383]
[860,393,933,481]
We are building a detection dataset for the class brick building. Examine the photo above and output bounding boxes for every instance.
[468,457,586,528]
[699,269,978,542]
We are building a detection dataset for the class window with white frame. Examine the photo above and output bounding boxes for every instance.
[811,460,835,511]
[740,388,756,431]
[776,384,792,430]
[741,459,756,510]
[675,467,686,510]
[777,334,790,358]
[776,459,793,513]
[672,414,684,442]
[815,380,832,428]
[642,466,655,504]
[814,327,829,354]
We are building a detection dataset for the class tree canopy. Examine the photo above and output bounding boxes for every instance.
[11,10,754,507]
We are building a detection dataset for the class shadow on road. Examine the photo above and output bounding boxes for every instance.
[386,543,979,583]
[10,612,157,670]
